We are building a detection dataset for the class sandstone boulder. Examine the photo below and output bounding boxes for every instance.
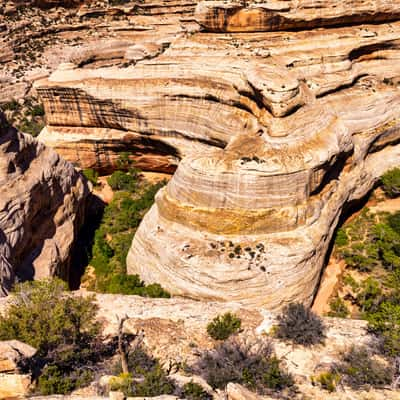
[0,340,36,373]
[0,340,36,399]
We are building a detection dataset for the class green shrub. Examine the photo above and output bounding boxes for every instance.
[366,301,400,356]
[182,381,212,400]
[311,371,340,392]
[2,99,19,111]
[37,365,75,395]
[335,346,394,388]
[0,279,109,395]
[207,312,242,340]
[276,303,326,346]
[0,279,99,354]
[388,211,400,235]
[83,168,99,186]
[356,277,382,314]
[37,365,92,395]
[110,366,174,396]
[107,170,138,192]
[30,103,45,117]
[381,168,400,198]
[335,229,348,247]
[19,118,44,136]
[328,297,349,318]
[87,180,169,297]
[194,337,294,394]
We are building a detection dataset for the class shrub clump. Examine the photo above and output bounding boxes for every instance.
[275,303,326,346]
[110,344,175,397]
[0,279,112,395]
[334,346,394,389]
[311,371,340,392]
[193,337,294,394]
[86,179,170,297]
[83,168,99,186]
[328,297,349,318]
[206,312,242,340]
[182,381,212,400]
[107,170,138,192]
[381,167,400,198]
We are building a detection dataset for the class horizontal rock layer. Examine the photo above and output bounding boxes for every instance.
[126,16,400,307]
[34,1,400,307]
[195,0,400,32]
[0,112,89,294]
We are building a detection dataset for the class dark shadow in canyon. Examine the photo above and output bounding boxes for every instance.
[68,193,105,290]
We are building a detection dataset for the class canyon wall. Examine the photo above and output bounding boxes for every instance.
[34,0,400,308]
[0,112,89,295]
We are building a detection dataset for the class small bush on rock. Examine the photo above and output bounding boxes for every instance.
[110,348,175,397]
[193,337,294,394]
[328,297,349,318]
[335,346,394,389]
[275,303,326,346]
[311,371,340,392]
[182,381,212,400]
[207,312,242,340]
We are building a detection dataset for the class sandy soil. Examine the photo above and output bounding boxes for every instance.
[312,258,346,316]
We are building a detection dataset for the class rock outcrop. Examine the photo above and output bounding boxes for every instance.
[0,340,36,399]
[0,112,89,294]
[195,0,400,32]
[124,4,400,308]
[32,0,400,307]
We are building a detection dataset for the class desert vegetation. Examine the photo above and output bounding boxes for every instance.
[0,279,113,394]
[193,336,295,395]
[275,303,326,346]
[82,153,169,297]
[206,312,242,340]
[0,97,45,137]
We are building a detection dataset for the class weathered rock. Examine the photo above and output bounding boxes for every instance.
[195,0,400,32]
[0,340,36,399]
[29,1,400,308]
[124,11,400,308]
[0,340,36,373]
[227,383,270,400]
[0,372,32,399]
[0,112,89,294]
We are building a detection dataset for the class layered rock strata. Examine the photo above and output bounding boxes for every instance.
[34,1,400,307]
[125,10,400,308]
[0,112,88,295]
[195,0,400,32]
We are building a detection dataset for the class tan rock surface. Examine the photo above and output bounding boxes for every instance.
[0,112,89,294]
[26,1,400,307]
[0,372,32,399]
[0,340,36,373]
[195,0,400,32]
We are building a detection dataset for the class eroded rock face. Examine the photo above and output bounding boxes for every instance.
[195,0,400,32]
[124,6,400,308]
[0,112,89,294]
[33,0,400,307]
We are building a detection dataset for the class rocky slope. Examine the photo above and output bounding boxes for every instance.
[32,0,400,307]
[0,112,89,294]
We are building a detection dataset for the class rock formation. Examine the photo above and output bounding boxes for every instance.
[0,340,37,399]
[32,0,400,308]
[0,112,89,294]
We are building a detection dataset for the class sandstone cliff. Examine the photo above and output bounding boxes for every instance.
[0,112,88,294]
[33,0,400,308]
